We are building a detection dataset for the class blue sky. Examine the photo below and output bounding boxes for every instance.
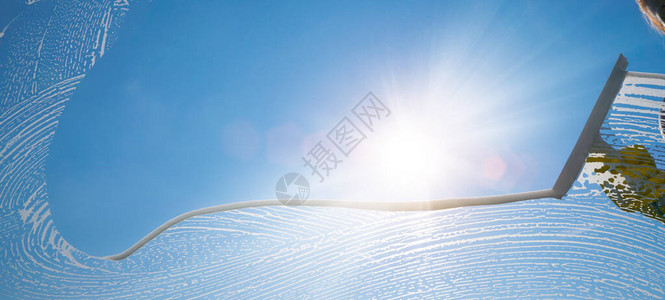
[41,0,665,256]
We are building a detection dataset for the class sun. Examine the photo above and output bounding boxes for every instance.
[339,113,466,201]
[373,125,444,190]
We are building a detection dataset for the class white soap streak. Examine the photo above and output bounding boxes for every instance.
[624,72,665,85]
[615,97,665,111]
[620,85,665,99]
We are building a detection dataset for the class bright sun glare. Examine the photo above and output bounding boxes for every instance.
[374,124,445,191]
[313,30,541,202]
[329,108,480,202]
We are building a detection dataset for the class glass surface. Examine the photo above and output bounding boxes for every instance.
[2,1,665,298]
